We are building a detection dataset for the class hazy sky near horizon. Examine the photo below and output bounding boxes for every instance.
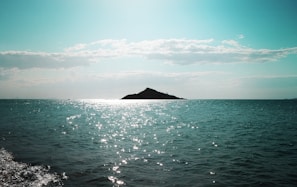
[1,0,297,99]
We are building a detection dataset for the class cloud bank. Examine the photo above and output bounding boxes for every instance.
[1,39,297,69]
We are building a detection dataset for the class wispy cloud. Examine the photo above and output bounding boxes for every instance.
[1,39,297,69]
[2,67,296,99]
[0,69,230,98]
[0,51,96,69]
[1,68,225,86]
[237,34,245,39]
[0,68,19,80]
[88,70,226,81]
[241,74,297,79]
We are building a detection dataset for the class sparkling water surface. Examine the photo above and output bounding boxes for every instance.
[1,99,297,186]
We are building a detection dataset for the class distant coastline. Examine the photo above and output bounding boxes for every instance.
[122,88,183,99]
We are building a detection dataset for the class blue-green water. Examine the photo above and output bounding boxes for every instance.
[1,99,297,186]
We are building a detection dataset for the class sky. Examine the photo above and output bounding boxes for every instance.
[0,0,297,99]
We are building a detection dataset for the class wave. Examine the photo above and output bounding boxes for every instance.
[0,148,67,187]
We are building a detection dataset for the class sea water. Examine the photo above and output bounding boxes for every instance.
[0,99,297,186]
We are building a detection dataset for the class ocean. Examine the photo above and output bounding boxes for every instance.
[1,99,297,186]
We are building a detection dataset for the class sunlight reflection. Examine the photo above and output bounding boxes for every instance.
[79,99,165,106]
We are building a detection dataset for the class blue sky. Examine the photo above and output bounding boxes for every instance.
[0,0,297,99]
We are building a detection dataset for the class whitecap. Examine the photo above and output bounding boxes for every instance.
[0,148,66,187]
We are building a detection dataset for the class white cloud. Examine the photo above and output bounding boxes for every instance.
[1,39,297,69]
[221,40,241,48]
[64,43,86,52]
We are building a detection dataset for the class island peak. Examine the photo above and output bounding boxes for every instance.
[122,88,183,99]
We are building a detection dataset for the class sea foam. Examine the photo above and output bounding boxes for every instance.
[0,148,66,187]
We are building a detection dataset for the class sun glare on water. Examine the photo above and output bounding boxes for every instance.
[79,99,167,106]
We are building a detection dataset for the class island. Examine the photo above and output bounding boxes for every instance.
[122,88,183,99]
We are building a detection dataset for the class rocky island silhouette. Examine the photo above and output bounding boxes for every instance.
[122,88,183,99]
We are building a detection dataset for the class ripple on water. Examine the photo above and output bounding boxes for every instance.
[2,99,297,186]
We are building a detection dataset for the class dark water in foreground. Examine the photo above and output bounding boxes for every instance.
[1,99,297,186]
